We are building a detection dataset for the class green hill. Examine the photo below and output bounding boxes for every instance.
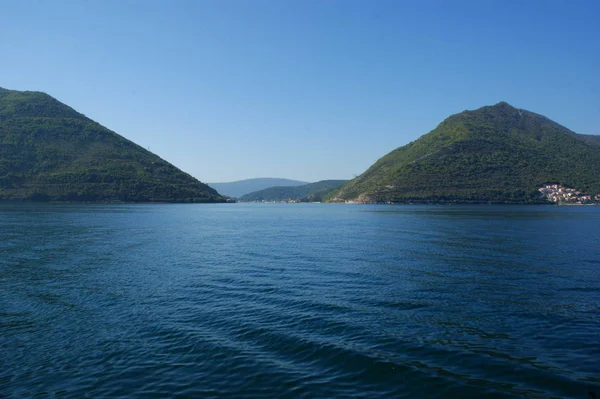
[574,133,600,147]
[240,180,348,202]
[0,87,226,202]
[330,102,600,204]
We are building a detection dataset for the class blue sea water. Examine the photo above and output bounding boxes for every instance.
[1,203,599,398]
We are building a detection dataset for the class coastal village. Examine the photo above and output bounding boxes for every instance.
[343,185,600,205]
[539,184,600,205]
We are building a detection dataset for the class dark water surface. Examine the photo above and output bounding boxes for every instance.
[1,203,599,398]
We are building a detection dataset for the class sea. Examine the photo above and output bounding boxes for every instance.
[1,203,599,398]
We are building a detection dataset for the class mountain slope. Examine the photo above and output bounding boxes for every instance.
[0,87,225,202]
[239,180,348,202]
[574,133,600,147]
[331,102,600,203]
[208,178,309,198]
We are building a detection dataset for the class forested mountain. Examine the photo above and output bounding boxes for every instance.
[0,87,225,202]
[208,178,309,198]
[240,180,348,202]
[574,133,600,147]
[330,102,600,204]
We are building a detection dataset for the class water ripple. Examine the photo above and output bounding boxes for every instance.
[1,203,599,398]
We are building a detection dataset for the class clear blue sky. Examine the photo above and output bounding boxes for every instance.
[2,0,599,183]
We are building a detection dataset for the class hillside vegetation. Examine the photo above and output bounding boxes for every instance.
[331,102,600,204]
[240,180,348,202]
[0,87,225,202]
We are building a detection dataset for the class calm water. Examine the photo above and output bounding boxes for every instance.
[1,203,599,398]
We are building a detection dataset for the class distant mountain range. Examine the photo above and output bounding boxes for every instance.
[0,87,225,202]
[330,102,600,204]
[208,178,309,198]
[239,180,348,202]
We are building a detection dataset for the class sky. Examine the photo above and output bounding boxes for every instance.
[1,0,599,183]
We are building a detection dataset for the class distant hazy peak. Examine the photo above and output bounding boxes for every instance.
[207,178,311,198]
[211,177,310,184]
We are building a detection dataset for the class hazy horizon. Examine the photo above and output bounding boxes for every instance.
[2,0,598,182]
[207,177,310,184]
